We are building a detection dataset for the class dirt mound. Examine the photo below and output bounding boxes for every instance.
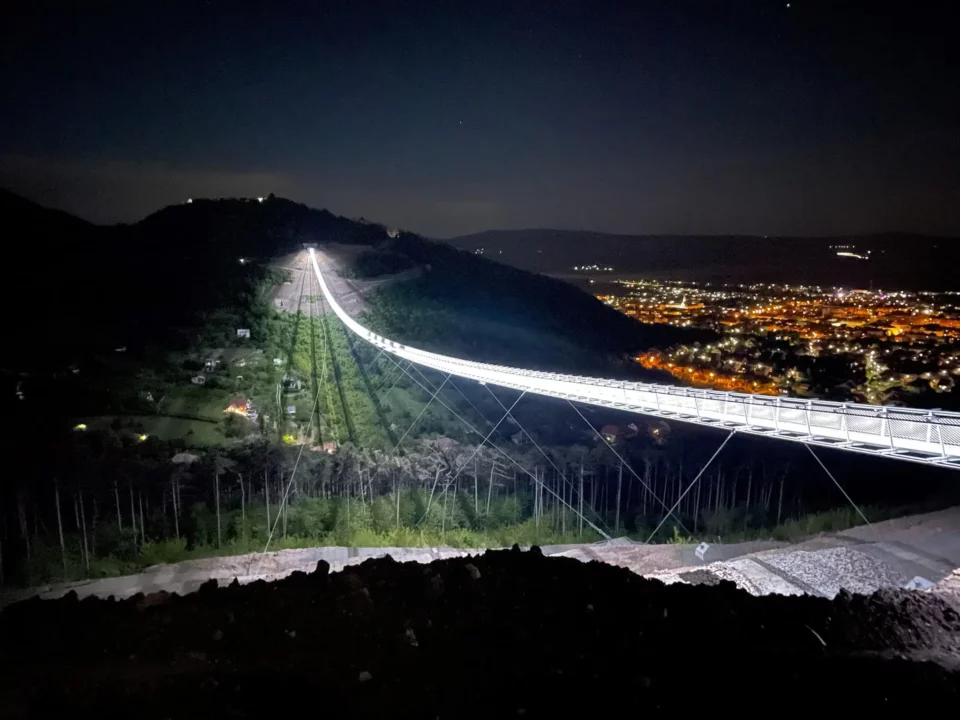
[1,547,958,717]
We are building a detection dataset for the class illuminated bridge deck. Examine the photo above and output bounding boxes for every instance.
[310,250,960,468]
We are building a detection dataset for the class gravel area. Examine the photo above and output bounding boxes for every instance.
[763,547,909,598]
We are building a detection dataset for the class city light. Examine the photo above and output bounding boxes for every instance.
[602,277,960,404]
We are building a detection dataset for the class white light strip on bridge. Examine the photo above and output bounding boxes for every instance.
[309,250,960,468]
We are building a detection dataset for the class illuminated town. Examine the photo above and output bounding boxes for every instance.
[600,279,960,407]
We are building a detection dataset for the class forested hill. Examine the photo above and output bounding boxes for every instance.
[361,234,712,374]
[1,194,398,368]
[2,191,708,375]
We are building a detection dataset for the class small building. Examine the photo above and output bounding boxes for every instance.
[191,375,206,385]
[224,396,251,416]
[322,442,337,454]
[286,405,296,415]
[273,358,283,367]
[282,374,301,392]
[600,425,620,443]
[236,329,251,339]
[204,358,221,372]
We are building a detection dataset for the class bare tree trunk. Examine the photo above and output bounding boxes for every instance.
[129,482,137,548]
[265,470,271,533]
[239,474,246,537]
[214,470,221,548]
[693,475,701,535]
[282,472,288,539]
[534,469,540,530]
[578,464,584,537]
[55,479,67,578]
[441,485,448,534]
[139,493,145,545]
[91,501,98,557]
[776,477,785,525]
[172,477,181,540]
[615,461,623,535]
[424,468,442,521]
[486,463,494,517]
[78,487,90,574]
[115,482,123,533]
[744,468,753,531]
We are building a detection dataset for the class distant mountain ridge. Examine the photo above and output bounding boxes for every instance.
[448,229,960,290]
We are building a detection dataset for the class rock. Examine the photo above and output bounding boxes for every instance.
[212,629,223,642]
[358,671,372,683]
[464,563,481,581]
[340,572,364,591]
[314,560,330,577]
[136,591,170,611]
[424,573,444,600]
[199,579,219,595]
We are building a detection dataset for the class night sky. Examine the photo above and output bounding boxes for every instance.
[2,1,957,238]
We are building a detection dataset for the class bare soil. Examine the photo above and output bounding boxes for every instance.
[1,547,958,717]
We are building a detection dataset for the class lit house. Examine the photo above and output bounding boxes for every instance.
[224,395,253,417]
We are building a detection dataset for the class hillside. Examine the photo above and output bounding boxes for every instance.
[359,234,713,374]
[448,229,960,289]
[1,192,708,375]
[3,190,960,593]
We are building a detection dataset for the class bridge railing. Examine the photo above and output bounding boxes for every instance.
[310,250,960,466]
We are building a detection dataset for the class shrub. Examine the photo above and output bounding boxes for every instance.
[139,537,189,567]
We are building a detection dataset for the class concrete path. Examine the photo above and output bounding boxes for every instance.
[4,507,960,607]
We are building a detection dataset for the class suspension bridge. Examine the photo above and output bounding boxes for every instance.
[309,249,960,470]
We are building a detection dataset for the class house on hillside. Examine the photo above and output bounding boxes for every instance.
[600,425,620,443]
[236,328,251,339]
[224,395,251,417]
[191,375,206,385]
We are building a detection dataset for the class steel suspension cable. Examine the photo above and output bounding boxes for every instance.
[806,444,874,533]
[484,384,612,535]
[566,400,696,539]
[644,430,735,544]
